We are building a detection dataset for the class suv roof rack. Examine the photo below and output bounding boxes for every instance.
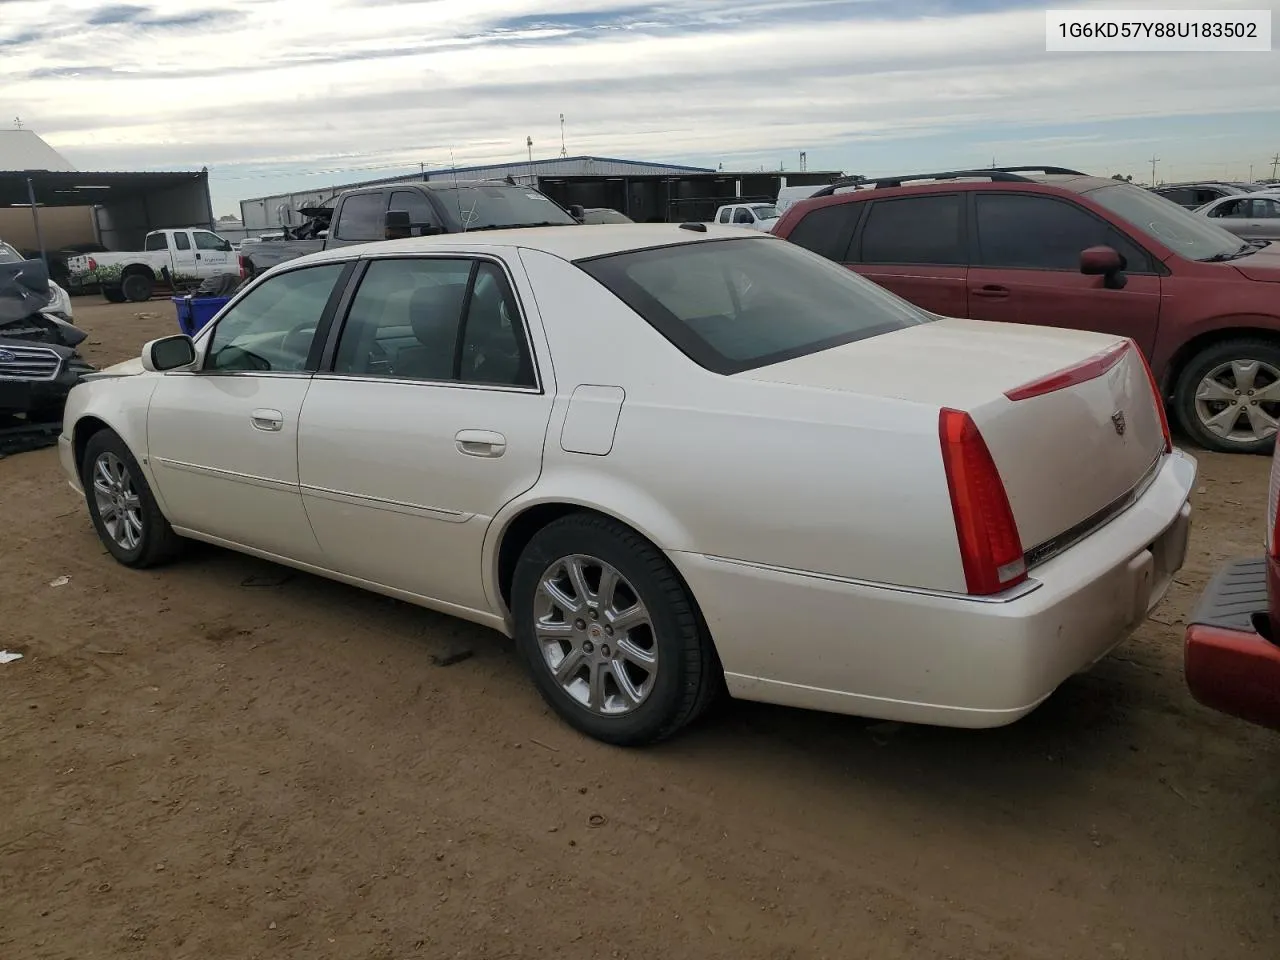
[810,166,1089,198]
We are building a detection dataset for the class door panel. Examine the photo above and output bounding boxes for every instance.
[851,264,969,317]
[298,381,553,610]
[148,374,324,562]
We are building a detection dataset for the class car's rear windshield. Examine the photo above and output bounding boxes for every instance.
[433,185,578,231]
[576,236,932,374]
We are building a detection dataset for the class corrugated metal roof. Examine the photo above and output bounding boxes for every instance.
[0,130,76,173]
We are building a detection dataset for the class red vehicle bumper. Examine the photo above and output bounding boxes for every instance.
[1184,557,1280,731]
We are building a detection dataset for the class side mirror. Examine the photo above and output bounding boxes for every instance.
[1080,245,1128,289]
[141,335,196,372]
[219,240,233,252]
[385,210,412,240]
[567,204,586,222]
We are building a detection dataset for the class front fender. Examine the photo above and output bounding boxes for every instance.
[62,375,164,507]
[480,465,699,619]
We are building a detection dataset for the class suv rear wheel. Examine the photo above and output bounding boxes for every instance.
[1173,338,1280,454]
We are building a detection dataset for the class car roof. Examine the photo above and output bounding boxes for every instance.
[292,223,769,267]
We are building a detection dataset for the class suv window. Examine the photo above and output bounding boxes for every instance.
[173,232,191,251]
[785,204,857,261]
[1255,198,1280,218]
[333,258,535,387]
[389,190,440,235]
[577,236,931,375]
[144,233,168,251]
[976,193,1155,273]
[205,264,345,372]
[335,192,387,241]
[857,195,964,265]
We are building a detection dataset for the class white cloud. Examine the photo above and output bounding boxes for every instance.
[2,0,1277,211]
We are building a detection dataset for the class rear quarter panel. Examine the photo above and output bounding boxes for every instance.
[497,248,966,597]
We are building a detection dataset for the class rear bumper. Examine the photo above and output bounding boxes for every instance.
[673,449,1196,728]
[1184,558,1280,731]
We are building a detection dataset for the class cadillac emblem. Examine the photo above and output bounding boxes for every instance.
[1111,410,1127,436]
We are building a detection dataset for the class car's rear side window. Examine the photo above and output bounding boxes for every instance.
[576,237,932,375]
[857,194,964,265]
[785,203,857,261]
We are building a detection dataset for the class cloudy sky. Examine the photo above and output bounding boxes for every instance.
[2,0,1278,215]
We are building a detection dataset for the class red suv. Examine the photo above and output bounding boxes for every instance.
[773,167,1280,454]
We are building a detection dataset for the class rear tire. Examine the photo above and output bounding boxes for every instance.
[121,272,154,303]
[511,512,721,746]
[80,429,183,568]
[102,286,126,303]
[1172,338,1280,454]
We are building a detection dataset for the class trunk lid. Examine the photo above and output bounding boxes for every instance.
[742,317,1167,558]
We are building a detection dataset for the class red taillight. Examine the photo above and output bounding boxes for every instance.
[237,254,247,280]
[1132,342,1173,453]
[87,257,97,271]
[939,408,1027,596]
[1004,340,1128,402]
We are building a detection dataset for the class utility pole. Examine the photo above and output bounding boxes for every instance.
[1149,154,1160,185]
[1271,153,1280,180]
[799,151,807,172]
[559,114,567,158]
[527,136,533,164]
[13,116,23,129]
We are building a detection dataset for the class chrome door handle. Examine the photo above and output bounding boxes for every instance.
[251,408,284,432]
[455,429,507,457]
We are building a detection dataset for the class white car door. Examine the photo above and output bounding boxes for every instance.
[146,261,351,564]
[296,253,554,614]
[164,230,200,283]
[191,229,234,277]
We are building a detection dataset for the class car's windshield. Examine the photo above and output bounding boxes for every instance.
[0,241,23,263]
[1087,182,1247,261]
[577,235,933,375]
[432,184,577,231]
[750,205,779,219]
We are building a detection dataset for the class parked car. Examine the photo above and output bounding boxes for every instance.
[1,240,74,322]
[1,256,94,423]
[773,166,1280,454]
[59,225,1195,745]
[712,202,779,231]
[1152,181,1267,210]
[65,228,239,303]
[580,208,634,224]
[1184,441,1280,731]
[1193,192,1280,241]
[237,180,582,276]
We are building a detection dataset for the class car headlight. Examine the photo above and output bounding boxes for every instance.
[46,281,73,321]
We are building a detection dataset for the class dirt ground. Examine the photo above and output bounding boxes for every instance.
[2,297,1278,960]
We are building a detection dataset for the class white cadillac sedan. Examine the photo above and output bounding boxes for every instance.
[59,224,1196,745]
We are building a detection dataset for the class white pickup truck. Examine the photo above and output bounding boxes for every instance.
[711,202,780,232]
[66,227,239,303]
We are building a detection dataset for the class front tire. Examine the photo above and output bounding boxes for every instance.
[1173,338,1280,454]
[511,513,721,746]
[81,429,183,567]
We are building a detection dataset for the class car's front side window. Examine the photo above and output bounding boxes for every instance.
[204,263,346,373]
[144,233,168,251]
[975,193,1153,273]
[335,193,387,241]
[331,257,536,388]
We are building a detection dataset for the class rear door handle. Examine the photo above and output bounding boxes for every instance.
[455,429,507,458]
[971,284,1010,299]
[251,408,284,432]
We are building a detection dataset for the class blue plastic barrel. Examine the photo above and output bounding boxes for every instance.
[172,296,231,337]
